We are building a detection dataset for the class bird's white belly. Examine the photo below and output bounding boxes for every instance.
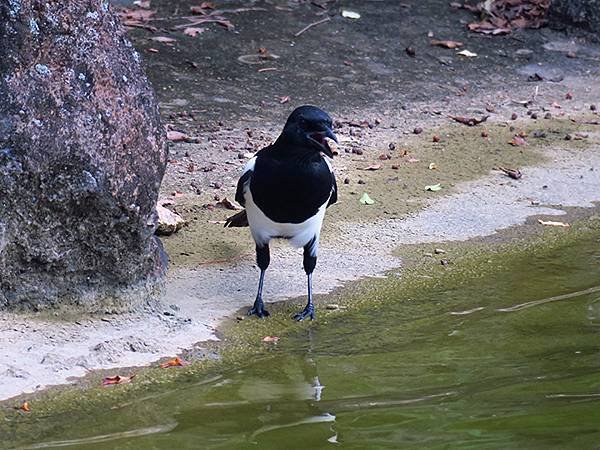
[244,189,328,251]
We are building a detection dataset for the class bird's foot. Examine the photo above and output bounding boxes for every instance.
[247,298,270,318]
[293,304,314,321]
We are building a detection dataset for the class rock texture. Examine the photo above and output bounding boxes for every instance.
[549,0,600,39]
[0,0,168,311]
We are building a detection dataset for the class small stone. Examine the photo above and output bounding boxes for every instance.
[413,127,423,135]
[531,113,538,119]
[379,153,391,160]
[481,130,488,138]
[423,252,433,257]
[388,142,396,151]
[236,316,245,321]
[440,259,450,266]
[326,304,340,310]
[565,92,573,100]
[531,200,540,205]
[511,113,518,120]
[391,164,400,170]
[357,179,365,184]
[544,112,552,119]
[434,248,446,254]
[343,177,350,184]
[565,134,572,141]
[566,51,577,58]
[432,135,440,143]
[591,104,597,111]
[405,47,416,57]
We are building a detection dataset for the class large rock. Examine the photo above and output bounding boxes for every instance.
[0,0,168,311]
[549,0,600,39]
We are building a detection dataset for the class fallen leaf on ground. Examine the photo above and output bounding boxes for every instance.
[359,164,382,171]
[215,197,242,210]
[150,36,177,43]
[262,336,279,343]
[497,166,522,179]
[448,114,489,126]
[509,135,527,146]
[457,49,477,57]
[359,193,375,205]
[430,39,463,49]
[160,357,190,368]
[183,27,206,37]
[19,402,30,412]
[341,10,361,19]
[102,374,135,386]
[117,8,156,21]
[167,130,190,142]
[425,183,442,191]
[538,219,570,228]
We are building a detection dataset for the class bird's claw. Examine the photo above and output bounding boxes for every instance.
[293,305,314,321]
[247,299,270,318]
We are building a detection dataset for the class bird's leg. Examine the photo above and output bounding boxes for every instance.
[248,244,270,318]
[294,239,317,321]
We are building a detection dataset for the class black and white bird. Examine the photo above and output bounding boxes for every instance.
[225,105,338,321]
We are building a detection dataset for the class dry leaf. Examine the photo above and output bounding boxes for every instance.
[341,10,361,19]
[183,27,205,37]
[102,374,135,386]
[497,166,522,179]
[457,49,478,57]
[359,164,382,171]
[448,115,489,126]
[19,402,30,412]
[167,130,189,142]
[262,336,279,343]
[215,197,241,210]
[538,219,570,228]
[509,135,527,146]
[150,36,177,44]
[430,39,464,49]
[160,357,189,368]
[117,8,157,21]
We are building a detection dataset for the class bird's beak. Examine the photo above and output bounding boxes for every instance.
[320,126,338,158]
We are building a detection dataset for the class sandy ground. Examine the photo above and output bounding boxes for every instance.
[1,121,598,401]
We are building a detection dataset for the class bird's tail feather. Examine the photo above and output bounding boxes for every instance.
[224,209,248,228]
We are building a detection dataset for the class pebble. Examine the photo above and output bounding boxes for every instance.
[413,127,423,135]
[326,304,340,310]
[511,113,518,120]
[434,248,446,254]
[544,112,552,119]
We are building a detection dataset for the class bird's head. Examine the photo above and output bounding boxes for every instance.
[280,105,338,158]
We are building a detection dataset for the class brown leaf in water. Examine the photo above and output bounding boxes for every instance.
[19,402,30,412]
[160,357,190,368]
[430,39,464,49]
[102,374,135,386]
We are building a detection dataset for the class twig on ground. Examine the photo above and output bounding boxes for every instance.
[294,16,331,37]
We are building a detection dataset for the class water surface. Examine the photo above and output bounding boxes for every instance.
[9,235,600,449]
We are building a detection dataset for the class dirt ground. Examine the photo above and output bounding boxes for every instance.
[1,0,600,403]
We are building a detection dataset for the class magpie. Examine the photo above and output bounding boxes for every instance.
[225,105,338,321]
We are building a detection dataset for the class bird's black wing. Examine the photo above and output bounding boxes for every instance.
[327,171,337,207]
[235,167,252,207]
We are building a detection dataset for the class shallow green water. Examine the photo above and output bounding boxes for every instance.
[8,234,600,449]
